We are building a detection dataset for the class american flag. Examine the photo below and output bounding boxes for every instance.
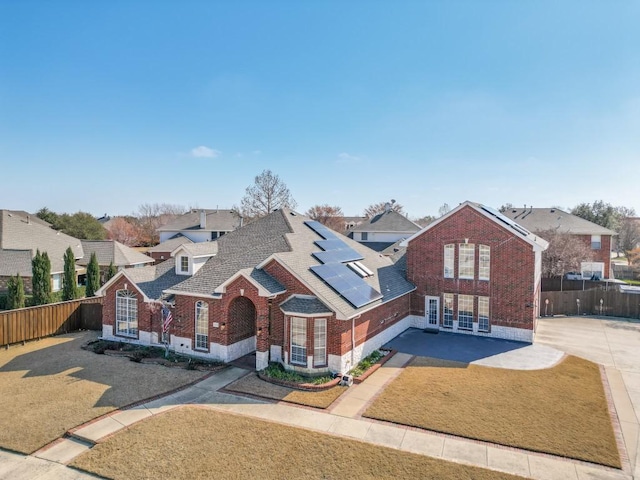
[162,306,173,333]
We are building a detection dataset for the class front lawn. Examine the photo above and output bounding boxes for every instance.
[363,355,620,468]
[0,331,207,454]
[72,407,526,480]
[225,372,346,409]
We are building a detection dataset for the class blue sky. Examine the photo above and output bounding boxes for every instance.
[1,1,638,219]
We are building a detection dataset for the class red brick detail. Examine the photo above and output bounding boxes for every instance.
[101,274,158,338]
[574,234,612,278]
[406,205,539,330]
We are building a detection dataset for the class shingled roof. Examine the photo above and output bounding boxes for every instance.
[157,209,242,233]
[146,234,193,253]
[502,208,617,236]
[78,240,154,267]
[350,210,421,234]
[122,258,184,300]
[0,209,84,275]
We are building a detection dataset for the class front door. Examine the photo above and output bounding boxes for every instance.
[425,296,440,329]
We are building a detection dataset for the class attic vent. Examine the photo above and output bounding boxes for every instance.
[290,211,296,216]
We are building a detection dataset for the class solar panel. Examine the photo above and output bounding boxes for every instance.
[480,205,531,236]
[310,263,382,308]
[304,220,337,240]
[313,249,363,264]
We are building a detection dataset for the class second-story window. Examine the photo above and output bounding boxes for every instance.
[444,244,454,278]
[459,244,475,279]
[180,256,189,273]
[479,245,490,281]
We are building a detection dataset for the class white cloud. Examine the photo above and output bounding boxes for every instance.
[338,152,360,162]
[191,146,221,158]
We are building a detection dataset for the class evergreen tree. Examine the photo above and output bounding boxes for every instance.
[32,250,52,305]
[106,261,117,282]
[7,274,25,310]
[62,246,78,301]
[86,252,100,297]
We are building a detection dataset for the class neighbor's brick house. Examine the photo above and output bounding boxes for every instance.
[98,203,547,372]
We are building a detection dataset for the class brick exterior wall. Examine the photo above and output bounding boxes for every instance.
[102,275,156,338]
[406,205,539,332]
[149,251,170,264]
[575,234,612,278]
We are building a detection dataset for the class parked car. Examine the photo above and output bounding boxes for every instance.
[564,272,583,280]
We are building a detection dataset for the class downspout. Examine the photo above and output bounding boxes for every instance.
[350,314,361,370]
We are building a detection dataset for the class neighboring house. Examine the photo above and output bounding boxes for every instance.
[502,207,616,279]
[146,234,193,264]
[98,202,547,372]
[157,209,243,243]
[0,209,84,293]
[348,207,421,252]
[343,216,366,233]
[78,240,154,283]
[402,202,548,342]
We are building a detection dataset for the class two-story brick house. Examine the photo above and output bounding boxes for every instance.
[97,202,548,372]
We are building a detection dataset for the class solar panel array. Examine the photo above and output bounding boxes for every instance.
[304,220,382,309]
[480,205,531,237]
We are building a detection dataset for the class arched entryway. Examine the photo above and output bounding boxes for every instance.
[227,296,257,345]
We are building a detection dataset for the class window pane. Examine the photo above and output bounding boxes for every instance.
[195,301,209,350]
[291,317,307,365]
[459,244,475,279]
[116,290,138,336]
[314,318,326,366]
[479,245,490,281]
[478,297,489,332]
[458,295,473,330]
[444,244,454,278]
[443,293,454,328]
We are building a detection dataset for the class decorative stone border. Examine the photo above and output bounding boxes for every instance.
[257,371,342,391]
[352,349,398,384]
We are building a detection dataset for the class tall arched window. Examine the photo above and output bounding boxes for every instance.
[116,290,138,336]
[195,301,209,350]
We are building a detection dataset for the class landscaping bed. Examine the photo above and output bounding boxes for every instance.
[84,339,225,372]
[363,355,621,468]
[225,372,346,409]
[350,349,395,384]
[71,407,526,480]
[257,362,340,391]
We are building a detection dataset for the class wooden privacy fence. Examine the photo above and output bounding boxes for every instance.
[540,289,640,319]
[0,297,103,347]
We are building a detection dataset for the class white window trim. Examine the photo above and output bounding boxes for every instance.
[444,244,454,279]
[458,294,474,330]
[478,296,490,332]
[479,245,490,281]
[180,256,189,273]
[591,235,602,250]
[458,244,475,280]
[116,289,138,337]
[195,301,209,350]
[443,293,454,328]
[314,318,327,367]
[290,317,307,366]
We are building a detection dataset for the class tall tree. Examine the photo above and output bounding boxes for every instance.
[438,203,451,217]
[106,261,118,282]
[62,247,78,301]
[363,200,404,218]
[32,250,52,306]
[36,207,59,225]
[571,201,620,231]
[498,203,514,213]
[536,229,594,277]
[85,252,100,297]
[6,274,25,310]
[55,212,107,240]
[240,170,297,219]
[305,204,345,232]
[413,215,436,227]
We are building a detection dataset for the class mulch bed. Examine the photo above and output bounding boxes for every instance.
[225,373,347,409]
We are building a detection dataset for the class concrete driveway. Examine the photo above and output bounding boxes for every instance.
[384,328,564,370]
[536,316,640,479]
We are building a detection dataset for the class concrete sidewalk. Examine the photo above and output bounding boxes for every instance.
[28,355,631,480]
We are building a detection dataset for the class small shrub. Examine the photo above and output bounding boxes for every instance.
[311,375,333,385]
[261,363,305,383]
[350,350,383,377]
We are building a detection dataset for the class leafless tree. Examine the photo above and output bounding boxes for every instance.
[438,203,451,217]
[135,203,187,246]
[617,218,640,263]
[362,200,404,218]
[105,217,140,246]
[240,170,297,219]
[413,215,436,227]
[305,204,345,232]
[536,229,594,277]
